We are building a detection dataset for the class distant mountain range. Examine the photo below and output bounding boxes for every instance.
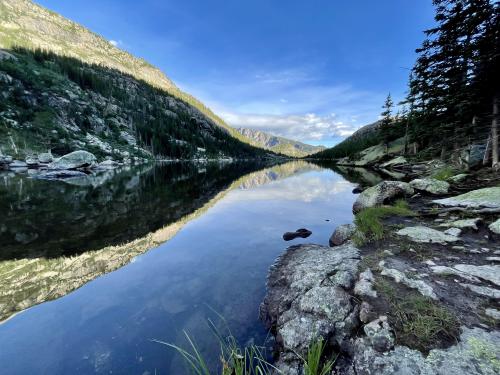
[236,128,325,157]
[0,0,274,160]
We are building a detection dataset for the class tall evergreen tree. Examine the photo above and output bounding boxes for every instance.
[380,93,393,147]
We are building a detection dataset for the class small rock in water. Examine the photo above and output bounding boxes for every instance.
[282,228,312,241]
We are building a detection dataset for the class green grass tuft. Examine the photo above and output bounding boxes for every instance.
[375,278,459,352]
[432,167,455,181]
[353,200,414,246]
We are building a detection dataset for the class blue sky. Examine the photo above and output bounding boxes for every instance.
[37,0,435,147]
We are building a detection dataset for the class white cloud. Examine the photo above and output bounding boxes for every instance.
[220,112,357,141]
[109,39,123,47]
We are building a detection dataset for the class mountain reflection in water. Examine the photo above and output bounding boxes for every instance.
[0,160,370,374]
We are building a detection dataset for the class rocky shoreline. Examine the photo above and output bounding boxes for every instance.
[261,166,500,374]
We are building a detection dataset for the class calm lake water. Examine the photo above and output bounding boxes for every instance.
[0,160,363,374]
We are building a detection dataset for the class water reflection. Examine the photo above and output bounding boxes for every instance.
[0,161,358,374]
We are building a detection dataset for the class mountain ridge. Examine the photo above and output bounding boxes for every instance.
[236,127,325,157]
[0,0,258,146]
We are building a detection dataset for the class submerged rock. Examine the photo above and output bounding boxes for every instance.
[396,226,460,245]
[353,181,414,213]
[49,150,97,170]
[410,178,450,195]
[282,228,312,241]
[433,187,500,209]
[329,224,355,246]
[260,243,360,373]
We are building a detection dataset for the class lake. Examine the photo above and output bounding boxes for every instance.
[0,160,366,374]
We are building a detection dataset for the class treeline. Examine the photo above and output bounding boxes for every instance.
[316,0,499,166]
[1,47,271,159]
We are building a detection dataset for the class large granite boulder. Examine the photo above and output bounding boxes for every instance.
[329,224,356,246]
[353,181,414,213]
[433,187,500,209]
[260,243,360,374]
[410,178,450,195]
[49,150,97,170]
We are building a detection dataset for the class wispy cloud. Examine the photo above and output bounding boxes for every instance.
[220,112,356,141]
[109,39,123,47]
[177,65,388,143]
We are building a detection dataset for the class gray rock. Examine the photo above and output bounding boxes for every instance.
[97,159,119,170]
[352,327,500,375]
[381,156,407,168]
[432,264,500,286]
[25,156,39,166]
[49,150,97,170]
[444,227,462,237]
[359,301,376,323]
[38,152,53,164]
[329,224,356,246]
[485,308,500,320]
[379,261,437,299]
[36,170,88,180]
[363,316,394,352]
[439,218,482,231]
[488,219,500,235]
[396,226,460,245]
[433,187,500,209]
[353,181,414,213]
[461,144,487,169]
[459,283,500,299]
[354,268,377,298]
[410,178,450,195]
[9,160,28,169]
[260,243,360,372]
[448,173,468,183]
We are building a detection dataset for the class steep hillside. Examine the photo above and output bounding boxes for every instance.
[311,121,383,160]
[0,0,267,160]
[237,127,325,157]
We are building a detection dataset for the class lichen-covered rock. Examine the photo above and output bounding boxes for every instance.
[439,218,482,231]
[433,187,500,209]
[410,178,450,195]
[352,327,500,375]
[448,173,468,183]
[432,264,500,287]
[37,152,53,164]
[396,226,460,245]
[49,150,97,170]
[329,224,356,246]
[354,268,377,298]
[363,316,394,352]
[381,156,407,168]
[260,243,360,373]
[353,181,414,213]
[488,219,500,235]
[444,227,462,237]
[379,261,437,299]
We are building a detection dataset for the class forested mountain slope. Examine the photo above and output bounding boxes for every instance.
[0,0,270,160]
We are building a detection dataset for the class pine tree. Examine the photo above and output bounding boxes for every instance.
[380,93,393,147]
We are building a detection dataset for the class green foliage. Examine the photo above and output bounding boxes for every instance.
[155,314,337,374]
[302,338,336,375]
[0,47,272,159]
[379,93,394,145]
[431,167,455,181]
[353,200,413,246]
[375,278,459,352]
